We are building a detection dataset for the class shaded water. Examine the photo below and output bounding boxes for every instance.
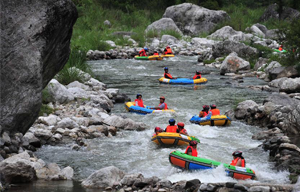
[11,56,290,191]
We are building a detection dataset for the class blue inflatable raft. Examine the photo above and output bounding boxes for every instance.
[125,102,175,115]
[159,77,208,84]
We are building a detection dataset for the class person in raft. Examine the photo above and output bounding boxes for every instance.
[177,122,188,135]
[193,71,202,79]
[209,104,220,116]
[139,47,148,56]
[164,45,173,55]
[150,96,168,110]
[165,119,179,133]
[185,140,198,157]
[230,150,246,167]
[199,105,210,117]
[153,51,159,56]
[164,67,177,79]
[134,94,145,108]
[153,127,163,136]
[278,44,283,51]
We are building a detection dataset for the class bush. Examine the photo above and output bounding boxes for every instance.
[204,59,215,64]
[146,29,160,38]
[39,104,54,116]
[56,48,93,85]
[160,29,182,40]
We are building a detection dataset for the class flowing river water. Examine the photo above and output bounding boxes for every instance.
[11,56,290,191]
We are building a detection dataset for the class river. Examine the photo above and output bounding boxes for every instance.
[10,56,290,191]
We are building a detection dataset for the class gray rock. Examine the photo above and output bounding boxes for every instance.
[60,166,74,180]
[85,78,106,91]
[145,18,182,35]
[234,184,248,191]
[34,129,53,140]
[1,132,11,146]
[254,57,268,71]
[1,0,77,135]
[260,4,300,22]
[161,35,178,45]
[151,38,160,48]
[103,115,147,131]
[81,166,125,188]
[191,38,216,48]
[270,66,299,80]
[250,25,265,38]
[157,179,172,188]
[121,173,144,186]
[235,100,258,119]
[23,132,41,148]
[268,77,289,88]
[38,115,61,126]
[46,79,75,103]
[265,29,279,39]
[67,81,90,90]
[279,78,300,93]
[264,61,282,75]
[212,40,258,59]
[208,26,253,42]
[249,186,270,192]
[220,52,250,75]
[253,23,268,34]
[163,3,229,36]
[57,117,79,129]
[103,20,111,27]
[105,40,116,48]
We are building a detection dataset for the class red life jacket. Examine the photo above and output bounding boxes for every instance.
[139,49,147,56]
[165,125,178,133]
[210,109,220,116]
[231,157,245,167]
[193,74,201,79]
[153,53,159,56]
[159,102,168,110]
[185,146,198,157]
[164,72,173,79]
[279,47,283,51]
[179,129,188,135]
[134,99,144,107]
[202,111,208,117]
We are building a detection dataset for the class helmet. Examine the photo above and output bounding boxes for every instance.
[190,140,198,146]
[164,67,168,70]
[136,94,142,98]
[169,119,176,125]
[144,47,148,51]
[154,127,162,132]
[177,122,184,127]
[166,45,170,48]
[232,150,242,157]
[160,96,165,100]
[210,104,216,109]
[203,105,209,110]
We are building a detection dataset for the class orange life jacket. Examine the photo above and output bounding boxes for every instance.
[165,125,178,133]
[166,48,172,54]
[139,49,147,56]
[164,72,173,79]
[231,157,246,167]
[179,129,188,135]
[185,146,198,157]
[153,53,159,56]
[134,99,144,107]
[200,111,208,117]
[193,74,201,79]
[279,47,283,51]
[210,109,220,116]
[159,102,168,110]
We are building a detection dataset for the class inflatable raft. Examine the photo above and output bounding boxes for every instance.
[190,115,231,126]
[151,132,200,146]
[273,49,287,53]
[159,77,208,85]
[125,102,175,115]
[162,54,175,58]
[134,55,163,60]
[169,151,256,180]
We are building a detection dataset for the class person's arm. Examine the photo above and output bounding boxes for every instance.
[158,103,165,110]
[236,159,242,167]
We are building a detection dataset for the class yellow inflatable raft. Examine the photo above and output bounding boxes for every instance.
[190,115,231,126]
[151,132,200,146]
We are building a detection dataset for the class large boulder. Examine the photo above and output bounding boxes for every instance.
[235,100,258,119]
[278,78,300,93]
[0,152,37,184]
[82,166,125,188]
[0,0,77,135]
[162,3,229,36]
[260,4,300,22]
[269,66,299,80]
[191,38,216,48]
[264,61,282,79]
[145,18,182,35]
[208,26,254,42]
[45,79,75,103]
[212,40,258,59]
[220,52,250,75]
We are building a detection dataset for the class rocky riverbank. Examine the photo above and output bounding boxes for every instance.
[79,165,298,192]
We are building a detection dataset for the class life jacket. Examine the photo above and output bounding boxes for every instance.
[153,53,159,56]
[231,157,246,167]
[185,146,198,157]
[279,47,283,51]
[210,109,220,116]
[193,74,201,79]
[202,111,208,117]
[165,125,178,133]
[179,129,188,135]
[139,49,147,56]
[166,48,172,54]
[134,99,144,107]
[159,102,168,110]
[164,72,173,79]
